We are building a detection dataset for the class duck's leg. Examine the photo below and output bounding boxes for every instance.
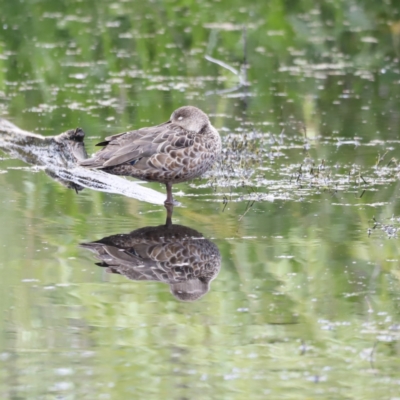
[165,203,174,227]
[165,182,174,205]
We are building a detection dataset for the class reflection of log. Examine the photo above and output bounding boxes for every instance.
[0,118,165,204]
[81,223,221,301]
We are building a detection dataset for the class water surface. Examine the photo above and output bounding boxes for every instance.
[1,0,400,398]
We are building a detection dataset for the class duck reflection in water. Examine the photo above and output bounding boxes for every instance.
[81,205,221,301]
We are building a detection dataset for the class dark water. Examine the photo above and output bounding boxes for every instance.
[1,0,400,398]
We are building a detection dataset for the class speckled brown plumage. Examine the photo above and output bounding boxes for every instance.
[79,106,221,204]
[81,224,221,302]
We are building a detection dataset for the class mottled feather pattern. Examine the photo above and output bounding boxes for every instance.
[80,106,222,187]
[115,239,220,283]
[81,223,221,301]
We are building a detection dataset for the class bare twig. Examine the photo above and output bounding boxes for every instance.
[205,27,250,96]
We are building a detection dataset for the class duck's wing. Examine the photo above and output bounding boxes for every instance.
[80,122,194,168]
[81,242,175,282]
[81,242,157,269]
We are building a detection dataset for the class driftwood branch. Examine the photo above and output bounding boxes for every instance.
[0,118,165,204]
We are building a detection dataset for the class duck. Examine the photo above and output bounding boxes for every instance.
[79,106,221,204]
[80,222,221,301]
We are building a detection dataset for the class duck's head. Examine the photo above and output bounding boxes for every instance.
[170,278,210,302]
[170,106,210,133]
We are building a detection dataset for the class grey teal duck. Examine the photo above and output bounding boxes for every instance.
[79,106,221,204]
[81,222,221,301]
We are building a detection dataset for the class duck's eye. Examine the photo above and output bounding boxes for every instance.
[178,116,183,121]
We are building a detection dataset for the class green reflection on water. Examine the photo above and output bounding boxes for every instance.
[1,0,400,398]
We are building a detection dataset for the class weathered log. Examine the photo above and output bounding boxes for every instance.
[0,118,165,204]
